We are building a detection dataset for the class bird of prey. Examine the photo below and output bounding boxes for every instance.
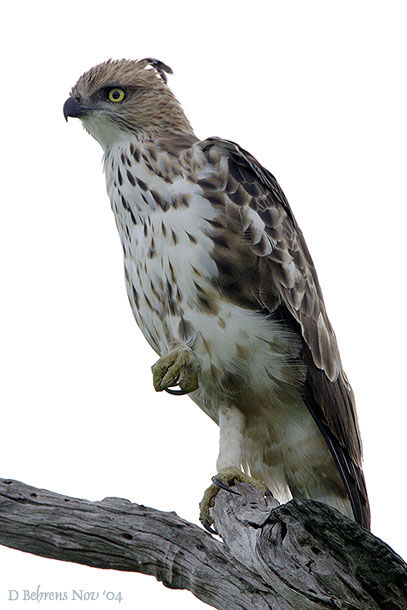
[64,58,370,530]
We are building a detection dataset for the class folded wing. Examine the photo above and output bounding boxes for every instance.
[198,137,370,528]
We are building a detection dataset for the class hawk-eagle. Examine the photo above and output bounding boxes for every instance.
[64,58,370,529]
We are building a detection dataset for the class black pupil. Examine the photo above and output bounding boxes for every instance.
[111,90,121,99]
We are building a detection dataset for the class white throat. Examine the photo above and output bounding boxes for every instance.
[81,115,133,151]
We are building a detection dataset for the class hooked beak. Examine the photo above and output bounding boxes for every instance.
[63,96,89,121]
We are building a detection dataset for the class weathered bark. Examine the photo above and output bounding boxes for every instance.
[0,477,405,609]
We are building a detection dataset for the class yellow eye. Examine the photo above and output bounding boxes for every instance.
[107,88,125,103]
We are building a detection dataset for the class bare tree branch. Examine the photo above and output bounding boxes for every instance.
[0,478,406,609]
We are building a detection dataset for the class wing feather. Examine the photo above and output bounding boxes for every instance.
[198,137,370,528]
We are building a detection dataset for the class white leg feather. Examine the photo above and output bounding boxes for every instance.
[216,406,245,471]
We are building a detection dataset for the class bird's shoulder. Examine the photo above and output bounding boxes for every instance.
[194,137,341,379]
[196,137,297,223]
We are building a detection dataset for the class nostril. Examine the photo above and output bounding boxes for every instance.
[75,94,81,102]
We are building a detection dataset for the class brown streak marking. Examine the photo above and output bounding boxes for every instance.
[146,146,157,162]
[222,371,245,394]
[136,178,147,191]
[206,193,225,207]
[209,364,219,381]
[201,336,212,356]
[235,343,250,360]
[148,238,156,258]
[180,194,191,207]
[165,280,176,315]
[151,189,168,211]
[144,294,154,312]
[141,193,150,207]
[168,261,176,283]
[197,293,219,315]
[185,231,197,244]
[126,170,136,186]
[131,284,139,308]
[206,218,224,229]
[210,233,229,249]
[178,318,193,343]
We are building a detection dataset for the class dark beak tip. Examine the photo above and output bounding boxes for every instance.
[63,96,86,122]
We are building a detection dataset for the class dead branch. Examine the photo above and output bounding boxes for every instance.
[0,478,405,609]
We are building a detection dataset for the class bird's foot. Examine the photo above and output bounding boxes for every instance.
[199,467,269,526]
[152,347,198,395]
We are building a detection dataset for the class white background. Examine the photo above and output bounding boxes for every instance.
[1,1,406,608]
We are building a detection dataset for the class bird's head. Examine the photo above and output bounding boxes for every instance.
[63,58,194,149]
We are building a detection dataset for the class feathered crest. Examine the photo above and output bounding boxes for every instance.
[140,58,173,83]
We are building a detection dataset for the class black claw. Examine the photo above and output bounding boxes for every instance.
[212,478,241,495]
[265,488,273,497]
[202,521,218,535]
[164,387,190,396]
